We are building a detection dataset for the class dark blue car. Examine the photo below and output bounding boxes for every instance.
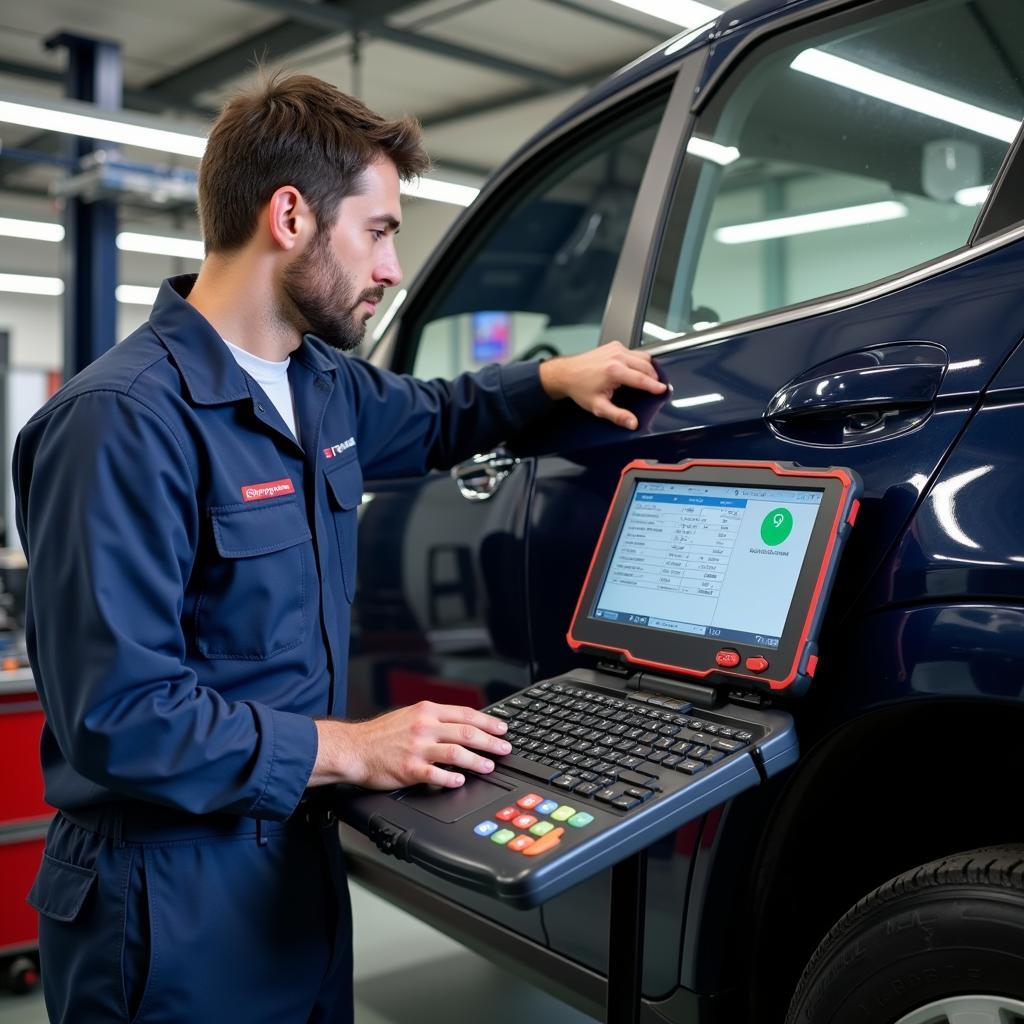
[342,0,1024,1020]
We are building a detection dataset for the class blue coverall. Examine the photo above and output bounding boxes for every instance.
[13,275,553,1023]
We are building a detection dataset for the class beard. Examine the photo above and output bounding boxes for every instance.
[279,230,384,352]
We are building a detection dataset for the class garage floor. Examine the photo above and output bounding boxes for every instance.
[0,881,600,1023]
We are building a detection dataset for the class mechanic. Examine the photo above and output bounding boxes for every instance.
[14,73,665,1023]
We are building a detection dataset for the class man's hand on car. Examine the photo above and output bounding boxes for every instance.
[538,340,667,430]
[312,702,511,789]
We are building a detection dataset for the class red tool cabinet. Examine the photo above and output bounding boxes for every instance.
[0,670,50,993]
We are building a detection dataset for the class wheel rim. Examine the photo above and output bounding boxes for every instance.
[894,995,1024,1024]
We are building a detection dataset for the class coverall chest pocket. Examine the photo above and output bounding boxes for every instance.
[325,455,363,603]
[196,498,312,660]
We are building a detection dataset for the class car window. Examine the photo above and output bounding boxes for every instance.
[407,95,668,379]
[643,0,1024,343]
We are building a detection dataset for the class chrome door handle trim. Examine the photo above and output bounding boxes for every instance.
[452,450,520,501]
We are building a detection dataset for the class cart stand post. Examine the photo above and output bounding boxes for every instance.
[606,849,648,1024]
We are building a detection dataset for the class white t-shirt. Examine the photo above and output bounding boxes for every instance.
[223,339,298,442]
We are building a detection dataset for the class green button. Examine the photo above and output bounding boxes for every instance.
[567,812,594,828]
[491,829,516,845]
[551,805,576,822]
[530,821,555,837]
[760,507,793,546]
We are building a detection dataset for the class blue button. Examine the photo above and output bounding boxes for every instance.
[474,820,499,837]
[537,800,559,815]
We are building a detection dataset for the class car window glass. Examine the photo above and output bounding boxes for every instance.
[643,0,1024,343]
[408,97,667,378]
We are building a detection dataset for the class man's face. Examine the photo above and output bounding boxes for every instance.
[280,159,403,351]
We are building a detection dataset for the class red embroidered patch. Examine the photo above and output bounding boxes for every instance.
[240,478,295,502]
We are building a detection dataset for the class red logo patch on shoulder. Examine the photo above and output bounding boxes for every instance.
[241,478,296,502]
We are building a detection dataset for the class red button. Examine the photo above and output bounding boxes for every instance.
[513,814,538,829]
[745,656,769,673]
[496,806,517,821]
[508,835,535,853]
[715,649,741,668]
[516,793,542,810]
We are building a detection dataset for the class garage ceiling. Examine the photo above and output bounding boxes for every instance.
[0,0,740,198]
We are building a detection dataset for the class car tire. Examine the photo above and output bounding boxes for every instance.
[785,845,1024,1024]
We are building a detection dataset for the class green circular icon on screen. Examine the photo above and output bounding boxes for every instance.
[760,507,793,546]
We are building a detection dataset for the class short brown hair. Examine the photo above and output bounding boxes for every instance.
[198,72,430,253]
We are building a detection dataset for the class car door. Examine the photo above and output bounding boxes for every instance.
[515,0,1024,998]
[343,72,675,939]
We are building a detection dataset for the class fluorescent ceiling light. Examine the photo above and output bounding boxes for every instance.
[401,178,479,207]
[671,392,724,408]
[791,50,1021,144]
[0,217,65,243]
[371,288,407,341]
[687,136,740,166]
[0,274,158,305]
[115,285,159,306]
[0,273,64,296]
[117,232,204,260]
[954,185,990,207]
[608,0,721,28]
[642,321,678,341]
[0,94,480,208]
[0,96,207,158]
[714,200,908,244]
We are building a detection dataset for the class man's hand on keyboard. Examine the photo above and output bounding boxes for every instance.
[310,703,511,789]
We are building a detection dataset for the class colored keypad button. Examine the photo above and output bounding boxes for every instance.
[495,806,517,821]
[550,805,576,822]
[474,820,499,837]
[567,812,594,828]
[530,821,555,837]
[507,835,535,853]
[513,814,538,830]
[537,800,559,816]
[491,829,516,845]
[516,793,543,810]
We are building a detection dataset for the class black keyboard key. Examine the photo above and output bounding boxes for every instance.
[490,705,518,719]
[596,775,615,788]
[658,724,680,737]
[676,759,704,775]
[713,738,743,753]
[647,751,668,764]
[578,770,597,782]
[595,787,623,804]
[508,696,532,708]
[618,769,661,790]
[703,723,720,735]
[670,742,693,756]
[717,727,736,739]
[623,786,654,802]
[495,754,560,782]
[662,755,681,768]
[575,782,600,797]
[640,732,659,744]
[620,755,644,770]
[553,774,581,789]
[612,796,641,811]
[687,720,704,731]
[735,731,754,743]
[628,745,653,758]
[697,749,725,765]
[654,737,674,751]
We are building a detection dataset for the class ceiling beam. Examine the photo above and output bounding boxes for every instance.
[420,57,626,130]
[240,0,569,90]
[143,21,328,105]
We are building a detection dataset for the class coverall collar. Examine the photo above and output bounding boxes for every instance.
[151,274,336,407]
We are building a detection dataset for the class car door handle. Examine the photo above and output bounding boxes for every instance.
[452,449,519,502]
[766,363,944,422]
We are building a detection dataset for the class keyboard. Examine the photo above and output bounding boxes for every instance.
[489,677,761,813]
